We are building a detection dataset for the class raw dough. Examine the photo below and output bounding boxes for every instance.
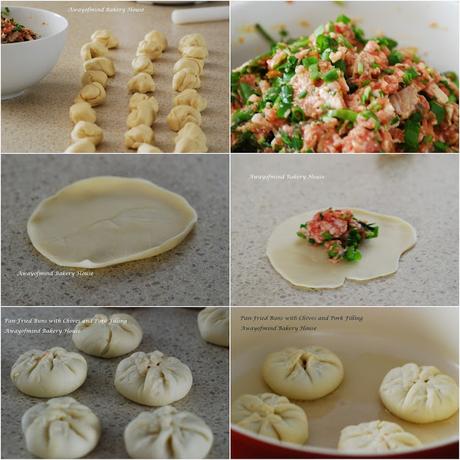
[72,313,143,358]
[338,420,422,453]
[129,93,159,113]
[124,406,213,459]
[83,57,115,77]
[197,307,229,347]
[114,350,193,406]
[173,57,203,76]
[80,41,108,61]
[172,69,201,92]
[178,34,207,52]
[69,102,97,124]
[167,105,201,131]
[136,39,162,60]
[144,30,168,52]
[81,70,108,88]
[74,82,106,107]
[70,121,103,146]
[128,72,156,93]
[125,125,155,149]
[27,176,197,268]
[263,345,344,400]
[64,140,96,154]
[22,397,101,459]
[174,89,207,111]
[11,347,87,397]
[379,363,459,423]
[267,208,416,289]
[181,45,208,60]
[131,55,154,75]
[91,29,118,48]
[127,100,156,128]
[174,123,208,153]
[232,393,308,445]
[137,143,163,153]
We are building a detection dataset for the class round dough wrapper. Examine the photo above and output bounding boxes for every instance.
[197,307,229,347]
[379,363,459,423]
[72,313,143,358]
[114,350,193,406]
[263,345,344,400]
[267,208,416,289]
[232,393,308,445]
[11,347,87,398]
[338,420,422,453]
[27,176,197,268]
[22,397,101,459]
[124,406,213,459]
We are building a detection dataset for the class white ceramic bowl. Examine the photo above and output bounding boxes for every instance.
[231,0,459,72]
[1,6,68,99]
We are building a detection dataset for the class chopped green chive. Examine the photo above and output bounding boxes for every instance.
[429,100,446,125]
[323,68,339,82]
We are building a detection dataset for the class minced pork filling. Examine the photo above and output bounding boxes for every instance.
[231,15,459,153]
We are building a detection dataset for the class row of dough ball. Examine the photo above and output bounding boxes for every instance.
[22,397,213,459]
[169,34,208,152]
[125,31,166,152]
[232,345,459,453]
[66,30,118,153]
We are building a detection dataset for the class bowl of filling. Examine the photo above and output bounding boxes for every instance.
[231,1,459,153]
[231,307,459,458]
[1,5,68,99]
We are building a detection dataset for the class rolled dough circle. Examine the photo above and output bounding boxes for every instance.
[27,176,198,268]
[267,208,416,289]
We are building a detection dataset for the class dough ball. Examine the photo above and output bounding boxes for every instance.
[22,397,101,459]
[11,347,87,397]
[136,39,162,60]
[174,122,207,153]
[178,33,207,52]
[124,406,213,459]
[124,125,155,150]
[144,30,168,52]
[181,45,208,60]
[84,56,115,77]
[69,102,96,124]
[127,100,156,128]
[74,82,106,107]
[71,121,103,146]
[65,140,97,154]
[232,393,308,445]
[72,313,143,358]
[129,93,159,113]
[338,420,422,453]
[173,88,207,111]
[115,350,193,406]
[173,57,202,76]
[131,55,154,75]
[80,40,108,61]
[197,307,228,347]
[263,346,344,400]
[172,69,200,92]
[128,72,156,94]
[137,143,163,153]
[379,363,459,423]
[91,29,118,48]
[166,105,201,131]
[80,70,108,88]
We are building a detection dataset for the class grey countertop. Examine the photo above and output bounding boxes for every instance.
[1,307,229,459]
[1,1,229,153]
[1,154,229,306]
[231,154,459,306]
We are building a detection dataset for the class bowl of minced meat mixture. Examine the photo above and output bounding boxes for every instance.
[231,14,459,153]
[1,6,68,98]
